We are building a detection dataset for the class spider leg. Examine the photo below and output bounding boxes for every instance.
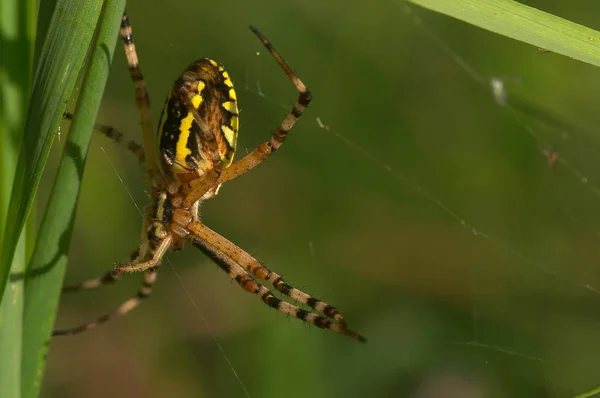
[61,202,156,293]
[60,246,142,294]
[189,222,365,341]
[120,13,160,186]
[190,222,345,322]
[54,228,167,336]
[192,236,365,342]
[53,269,157,336]
[216,26,312,186]
[61,270,121,293]
[113,235,172,276]
[63,112,145,166]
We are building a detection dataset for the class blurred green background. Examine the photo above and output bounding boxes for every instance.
[39,0,600,397]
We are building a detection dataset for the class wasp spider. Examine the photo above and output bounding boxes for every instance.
[55,14,365,342]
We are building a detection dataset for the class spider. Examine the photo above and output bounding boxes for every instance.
[54,13,365,342]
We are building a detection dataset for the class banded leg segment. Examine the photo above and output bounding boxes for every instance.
[113,235,172,276]
[190,222,344,322]
[63,112,145,166]
[120,14,160,184]
[190,222,365,341]
[61,270,121,293]
[53,269,158,336]
[216,26,312,186]
[192,237,365,342]
[60,246,142,295]
[53,242,158,336]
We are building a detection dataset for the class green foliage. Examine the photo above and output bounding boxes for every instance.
[409,0,600,67]
[0,1,125,397]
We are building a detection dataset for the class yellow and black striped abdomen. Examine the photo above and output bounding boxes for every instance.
[157,58,239,182]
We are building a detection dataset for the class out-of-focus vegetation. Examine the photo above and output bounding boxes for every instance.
[5,0,600,397]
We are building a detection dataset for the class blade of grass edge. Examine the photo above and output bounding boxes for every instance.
[0,0,103,305]
[406,0,600,68]
[1,1,36,397]
[0,0,36,244]
[22,1,127,396]
[574,385,600,398]
[0,236,26,398]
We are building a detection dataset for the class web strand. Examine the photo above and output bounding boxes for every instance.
[400,2,600,202]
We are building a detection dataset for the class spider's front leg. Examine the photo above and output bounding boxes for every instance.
[216,26,312,186]
[113,190,183,276]
[112,236,172,276]
[53,235,163,337]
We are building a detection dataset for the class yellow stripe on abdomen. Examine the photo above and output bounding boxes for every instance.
[176,113,194,165]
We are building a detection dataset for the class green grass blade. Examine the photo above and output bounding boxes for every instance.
[0,0,37,397]
[0,0,103,305]
[0,0,35,241]
[407,0,600,67]
[0,236,26,398]
[21,1,127,395]
[574,385,600,398]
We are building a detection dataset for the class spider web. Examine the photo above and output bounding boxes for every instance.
[236,4,600,398]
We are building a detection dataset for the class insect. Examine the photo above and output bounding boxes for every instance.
[540,146,558,167]
[55,13,365,342]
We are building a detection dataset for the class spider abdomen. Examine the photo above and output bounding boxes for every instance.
[157,58,239,182]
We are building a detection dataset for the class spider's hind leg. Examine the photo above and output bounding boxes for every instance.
[53,269,157,336]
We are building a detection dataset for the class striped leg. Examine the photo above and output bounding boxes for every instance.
[63,112,145,166]
[53,269,157,336]
[54,215,164,335]
[60,246,141,295]
[61,270,121,293]
[60,202,154,295]
[190,222,365,342]
[190,222,345,322]
[113,235,172,276]
[58,231,169,299]
[193,238,365,342]
[120,13,160,184]
[216,26,312,186]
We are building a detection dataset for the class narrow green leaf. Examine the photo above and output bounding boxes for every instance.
[21,1,127,395]
[0,0,103,305]
[574,385,600,398]
[0,0,37,397]
[0,236,26,398]
[407,0,600,67]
